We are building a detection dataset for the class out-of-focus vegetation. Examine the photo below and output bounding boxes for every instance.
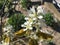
[8,13,25,32]
[20,0,29,9]
[29,39,38,45]
[43,13,55,26]
[0,0,54,45]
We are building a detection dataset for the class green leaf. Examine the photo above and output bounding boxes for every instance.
[8,13,25,32]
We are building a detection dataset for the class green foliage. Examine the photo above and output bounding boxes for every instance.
[21,0,28,9]
[8,13,25,32]
[43,13,55,26]
[0,3,3,9]
[0,0,4,9]
[0,0,13,13]
[0,0,4,4]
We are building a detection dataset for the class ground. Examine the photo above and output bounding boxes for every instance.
[43,26,60,45]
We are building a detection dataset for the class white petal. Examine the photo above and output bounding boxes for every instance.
[37,6,44,13]
[37,6,43,10]
[25,17,29,20]
[24,22,28,25]
[37,10,40,14]
[23,29,27,31]
[3,28,8,32]
[21,24,24,27]
[38,16,43,19]
[27,21,30,23]
[37,10,43,13]
[30,22,33,25]
[29,27,32,30]
[29,14,34,17]
[30,6,35,13]
[33,18,37,20]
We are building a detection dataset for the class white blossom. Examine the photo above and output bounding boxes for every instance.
[21,24,25,27]
[25,17,29,20]
[29,14,35,17]
[3,25,14,36]
[23,25,32,31]
[30,6,35,14]
[25,24,32,29]
[1,41,9,45]
[37,6,44,14]
[3,28,8,32]
[33,34,38,39]
[33,18,37,20]
[3,25,13,32]
[24,22,29,25]
[21,6,45,34]
[23,29,27,31]
[30,22,33,25]
[29,27,32,30]
[22,21,33,31]
[38,15,43,19]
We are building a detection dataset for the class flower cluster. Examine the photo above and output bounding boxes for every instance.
[1,25,14,45]
[3,25,14,36]
[21,6,43,31]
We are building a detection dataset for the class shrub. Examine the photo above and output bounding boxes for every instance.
[8,13,25,32]
[43,13,55,26]
[0,3,3,9]
[21,0,28,9]
[0,0,4,9]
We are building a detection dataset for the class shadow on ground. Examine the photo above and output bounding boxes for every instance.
[49,42,56,45]
[52,23,60,33]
